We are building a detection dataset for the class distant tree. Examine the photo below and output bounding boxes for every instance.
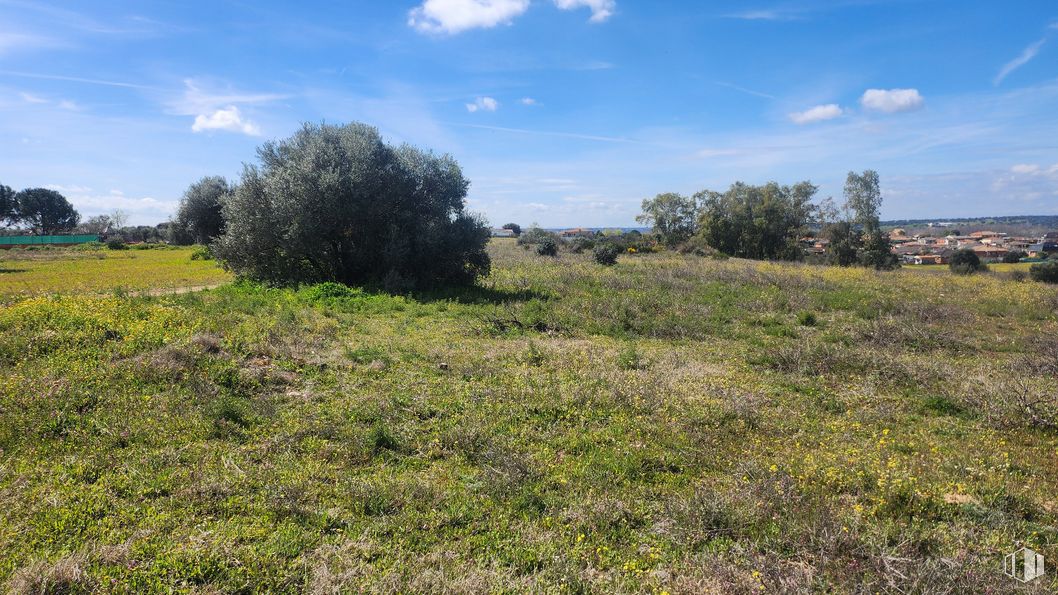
[517,226,559,246]
[213,122,490,290]
[950,249,984,275]
[695,181,816,260]
[0,184,16,226]
[175,176,230,245]
[79,214,114,234]
[637,192,698,247]
[843,170,883,233]
[825,221,861,267]
[14,188,80,234]
[502,223,522,237]
[110,209,130,230]
[948,229,962,236]
[843,170,897,270]
[1003,250,1028,264]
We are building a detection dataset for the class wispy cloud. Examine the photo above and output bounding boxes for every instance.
[520,97,538,106]
[994,38,1047,86]
[724,9,801,21]
[0,70,154,90]
[0,31,64,55]
[714,81,776,100]
[454,123,638,143]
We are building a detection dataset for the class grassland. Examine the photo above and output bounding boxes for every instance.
[1,240,1056,593]
[0,246,231,302]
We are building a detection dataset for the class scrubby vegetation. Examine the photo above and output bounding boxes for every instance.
[1,240,1056,592]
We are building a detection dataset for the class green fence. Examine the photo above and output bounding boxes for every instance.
[0,234,100,246]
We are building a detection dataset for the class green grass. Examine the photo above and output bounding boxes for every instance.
[1,240,1056,592]
[0,246,231,302]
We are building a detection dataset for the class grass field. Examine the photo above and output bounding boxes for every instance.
[1,240,1056,593]
[0,247,231,302]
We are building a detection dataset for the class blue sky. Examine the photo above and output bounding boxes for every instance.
[1,0,1057,226]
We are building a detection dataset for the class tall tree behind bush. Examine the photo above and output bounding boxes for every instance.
[636,192,697,247]
[13,188,79,234]
[175,176,230,245]
[213,122,490,290]
[844,170,898,270]
[695,181,816,260]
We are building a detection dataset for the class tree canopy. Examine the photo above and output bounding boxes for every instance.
[213,122,490,290]
[175,176,230,245]
[13,188,80,234]
[636,192,697,247]
[0,184,15,225]
[695,181,817,261]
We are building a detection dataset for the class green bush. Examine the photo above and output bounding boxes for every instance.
[105,238,127,250]
[536,239,558,257]
[949,249,984,275]
[301,281,363,302]
[569,237,595,254]
[1030,260,1058,284]
[1002,250,1028,264]
[212,122,490,290]
[593,244,620,266]
[189,245,214,261]
[796,311,818,327]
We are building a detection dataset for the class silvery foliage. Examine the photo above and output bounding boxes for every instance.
[213,122,490,289]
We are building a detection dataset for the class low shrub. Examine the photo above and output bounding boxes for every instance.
[949,249,984,275]
[536,239,558,257]
[593,244,620,266]
[190,245,214,261]
[106,238,127,250]
[1030,260,1058,284]
[1002,250,1028,264]
[796,311,818,327]
[300,281,363,302]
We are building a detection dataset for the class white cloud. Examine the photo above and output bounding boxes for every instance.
[191,106,261,136]
[994,38,1046,86]
[554,0,616,23]
[408,0,530,34]
[465,96,499,112]
[520,97,537,105]
[788,104,844,124]
[57,100,79,111]
[1010,163,1058,176]
[46,187,178,222]
[860,88,924,113]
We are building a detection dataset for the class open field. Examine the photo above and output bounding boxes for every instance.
[1,240,1057,592]
[0,247,231,302]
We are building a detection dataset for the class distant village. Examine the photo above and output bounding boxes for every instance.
[807,229,1058,265]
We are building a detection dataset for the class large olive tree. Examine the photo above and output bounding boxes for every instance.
[213,122,490,289]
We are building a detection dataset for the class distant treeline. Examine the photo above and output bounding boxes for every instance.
[881,215,1058,227]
